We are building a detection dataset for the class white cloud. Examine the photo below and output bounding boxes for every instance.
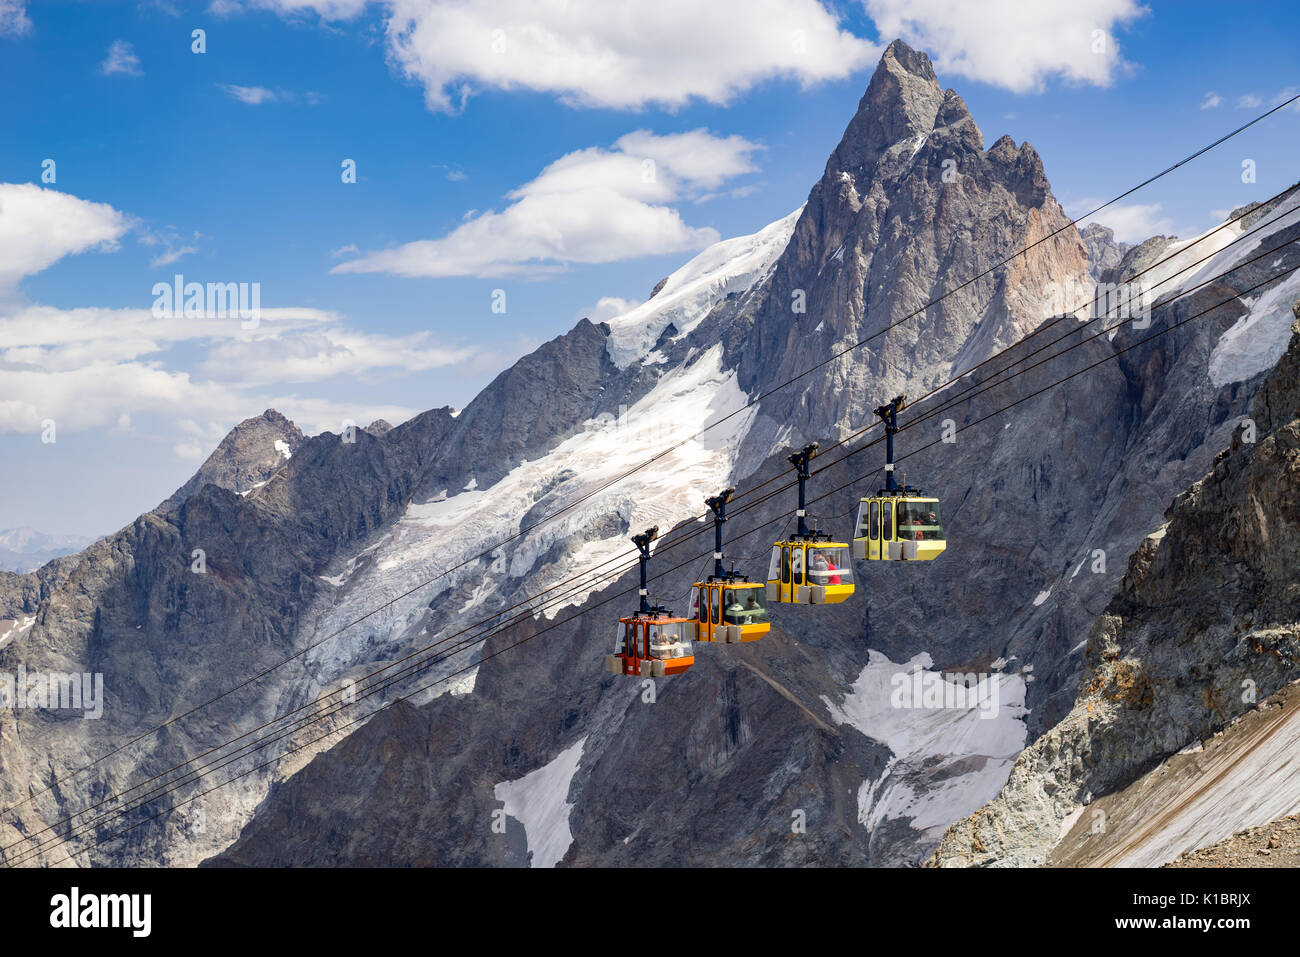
[149,245,197,267]
[198,328,477,385]
[0,0,30,36]
[218,84,278,104]
[0,302,463,435]
[581,296,642,325]
[139,226,202,268]
[101,39,143,76]
[332,129,760,278]
[230,0,878,111]
[1200,91,1222,110]
[863,0,1147,93]
[1271,86,1300,113]
[0,184,131,296]
[1237,93,1262,109]
[0,183,475,439]
[1074,201,1174,244]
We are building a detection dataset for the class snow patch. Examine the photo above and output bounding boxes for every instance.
[0,615,35,651]
[1208,269,1300,386]
[823,650,1029,836]
[602,208,801,368]
[494,737,586,868]
[273,439,292,460]
[1032,589,1051,607]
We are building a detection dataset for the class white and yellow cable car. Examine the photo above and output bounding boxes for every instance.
[766,443,855,605]
[852,396,946,561]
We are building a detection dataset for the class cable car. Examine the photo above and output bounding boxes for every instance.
[767,443,855,604]
[686,488,771,643]
[604,527,695,678]
[853,396,947,561]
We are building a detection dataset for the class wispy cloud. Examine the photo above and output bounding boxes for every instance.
[0,182,476,442]
[1200,91,1222,110]
[0,0,30,36]
[1237,93,1263,109]
[1067,198,1176,244]
[218,83,278,104]
[139,226,202,268]
[101,39,143,76]
[332,128,762,279]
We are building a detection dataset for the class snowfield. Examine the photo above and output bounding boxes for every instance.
[823,650,1029,840]
[494,736,587,868]
[603,207,801,368]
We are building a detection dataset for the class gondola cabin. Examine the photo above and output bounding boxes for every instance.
[766,537,854,604]
[766,443,856,605]
[687,487,772,641]
[852,395,947,561]
[603,526,695,678]
[606,611,695,677]
[852,496,946,561]
[687,577,770,642]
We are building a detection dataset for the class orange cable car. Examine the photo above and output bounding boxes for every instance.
[604,526,695,678]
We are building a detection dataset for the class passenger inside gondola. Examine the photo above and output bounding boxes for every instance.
[895,503,943,542]
[808,553,840,586]
[723,589,768,625]
[649,623,689,659]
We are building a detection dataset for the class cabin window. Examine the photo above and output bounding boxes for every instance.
[723,586,769,625]
[807,546,852,585]
[882,501,893,540]
[855,502,871,539]
[895,501,943,541]
[648,622,691,659]
[869,501,879,539]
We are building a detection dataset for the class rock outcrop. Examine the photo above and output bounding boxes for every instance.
[928,310,1300,867]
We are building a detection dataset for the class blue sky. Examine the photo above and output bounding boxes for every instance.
[0,0,1297,537]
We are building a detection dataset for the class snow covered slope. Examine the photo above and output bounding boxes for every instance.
[603,208,801,368]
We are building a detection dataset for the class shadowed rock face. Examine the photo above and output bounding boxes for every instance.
[158,409,306,514]
[929,313,1300,868]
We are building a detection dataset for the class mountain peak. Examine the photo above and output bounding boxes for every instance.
[826,38,945,176]
[158,408,306,513]
[881,37,937,84]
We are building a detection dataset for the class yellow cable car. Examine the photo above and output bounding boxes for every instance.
[687,488,771,642]
[766,444,855,605]
[852,395,946,562]
[604,527,696,677]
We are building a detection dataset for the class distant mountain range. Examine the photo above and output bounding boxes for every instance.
[0,528,97,573]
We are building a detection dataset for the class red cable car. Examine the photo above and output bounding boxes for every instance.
[604,527,695,678]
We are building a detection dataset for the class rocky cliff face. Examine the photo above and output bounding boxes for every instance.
[929,308,1300,868]
[157,409,305,513]
[5,39,1299,870]
[1079,224,1130,281]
